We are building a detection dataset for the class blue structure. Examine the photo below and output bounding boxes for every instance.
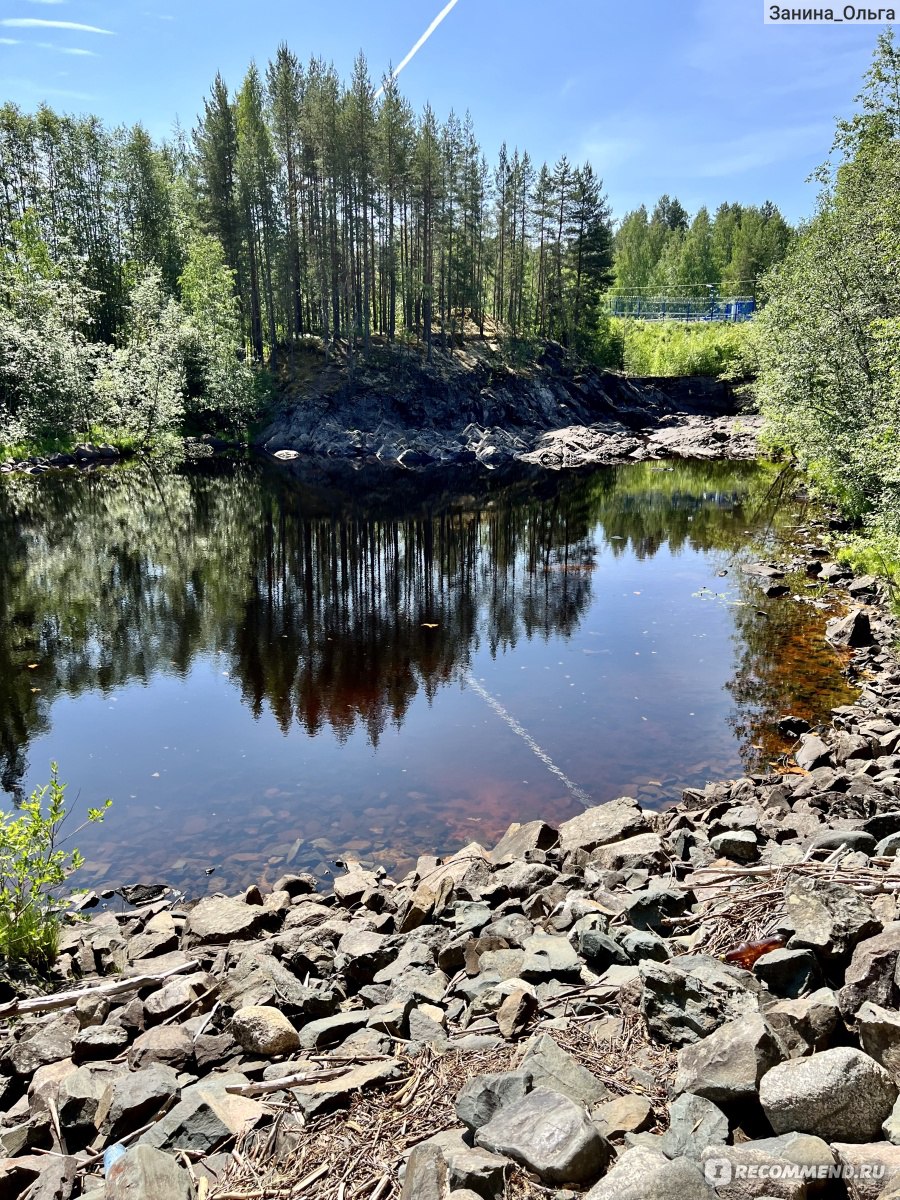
[603,292,756,323]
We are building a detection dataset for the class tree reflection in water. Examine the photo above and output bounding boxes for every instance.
[0,458,855,892]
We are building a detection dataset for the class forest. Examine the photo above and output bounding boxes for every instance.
[0,47,793,453]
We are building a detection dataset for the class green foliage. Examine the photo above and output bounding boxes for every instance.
[614,196,792,299]
[836,534,900,595]
[0,428,141,463]
[94,270,187,444]
[618,319,752,377]
[0,765,111,968]
[0,222,262,449]
[180,236,259,428]
[0,100,266,449]
[590,315,626,369]
[0,214,100,443]
[754,30,900,565]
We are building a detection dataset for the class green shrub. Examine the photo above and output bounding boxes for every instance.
[618,319,753,378]
[0,765,111,968]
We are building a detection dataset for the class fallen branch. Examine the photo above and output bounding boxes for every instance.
[225,1066,352,1097]
[0,960,197,1022]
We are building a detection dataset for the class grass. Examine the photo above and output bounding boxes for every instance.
[615,318,753,378]
[836,533,900,610]
[0,427,142,462]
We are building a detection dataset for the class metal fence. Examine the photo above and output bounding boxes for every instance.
[603,293,756,323]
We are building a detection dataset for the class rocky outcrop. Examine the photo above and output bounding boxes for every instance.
[256,341,753,471]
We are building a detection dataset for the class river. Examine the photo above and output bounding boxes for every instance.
[0,456,855,895]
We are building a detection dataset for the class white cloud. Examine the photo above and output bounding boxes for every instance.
[0,37,21,44]
[578,111,833,201]
[1,18,114,34]
[36,41,97,55]
[693,123,833,178]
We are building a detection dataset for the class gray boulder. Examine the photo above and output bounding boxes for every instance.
[753,948,819,999]
[618,927,668,962]
[290,1058,402,1119]
[625,887,693,933]
[558,798,648,855]
[230,1005,300,1056]
[832,1142,900,1200]
[141,1073,264,1153]
[414,1128,510,1196]
[857,1001,900,1083]
[182,896,266,946]
[640,956,761,1046]
[105,1145,195,1200]
[662,1092,729,1159]
[785,876,881,961]
[95,1064,180,1141]
[593,1093,653,1138]
[57,1063,115,1141]
[400,1142,449,1200]
[808,829,877,856]
[826,608,874,647]
[475,1087,612,1184]
[762,987,840,1057]
[710,830,759,861]
[885,1095,900,1144]
[700,1133,835,1199]
[760,1047,898,1141]
[128,1025,194,1073]
[489,820,559,865]
[520,1033,608,1105]
[336,928,393,982]
[584,1145,715,1199]
[454,1070,532,1132]
[838,923,900,1017]
[520,933,581,980]
[675,1014,783,1104]
[219,947,338,1017]
[795,735,832,771]
[71,1023,129,1063]
[297,1011,369,1050]
[589,832,665,871]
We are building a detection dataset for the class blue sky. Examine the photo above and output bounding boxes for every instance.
[0,0,883,223]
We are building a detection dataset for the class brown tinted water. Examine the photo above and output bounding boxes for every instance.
[0,457,855,895]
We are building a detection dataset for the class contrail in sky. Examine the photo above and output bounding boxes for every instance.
[375,0,461,100]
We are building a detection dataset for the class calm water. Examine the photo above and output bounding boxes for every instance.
[0,457,854,895]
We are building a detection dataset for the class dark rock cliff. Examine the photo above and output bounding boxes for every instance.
[256,341,752,470]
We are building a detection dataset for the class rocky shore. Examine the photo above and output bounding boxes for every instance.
[6,558,900,1199]
[0,346,757,479]
[0,437,247,478]
[258,341,756,471]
